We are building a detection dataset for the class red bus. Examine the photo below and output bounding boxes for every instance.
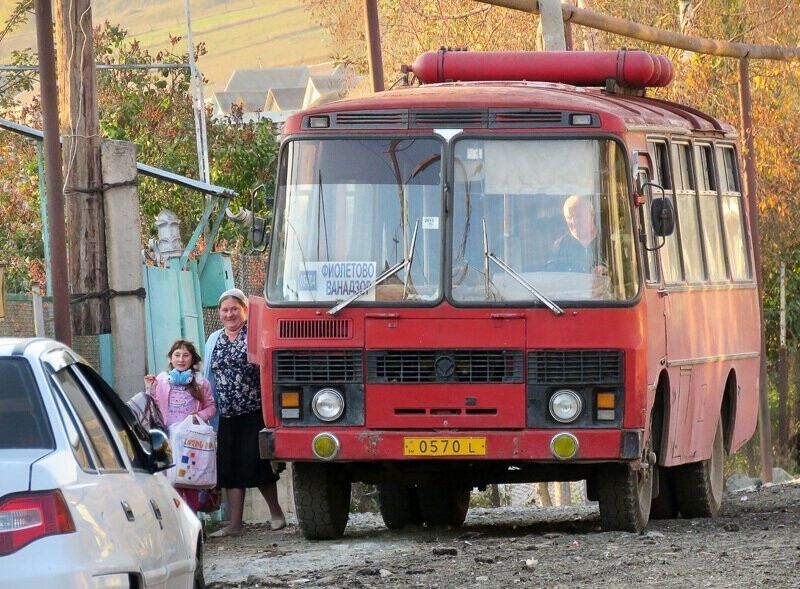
[248,49,760,539]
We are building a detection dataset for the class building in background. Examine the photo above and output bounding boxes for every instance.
[209,63,362,124]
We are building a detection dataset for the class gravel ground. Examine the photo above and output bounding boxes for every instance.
[204,478,800,589]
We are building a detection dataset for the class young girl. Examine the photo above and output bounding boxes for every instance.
[145,339,216,512]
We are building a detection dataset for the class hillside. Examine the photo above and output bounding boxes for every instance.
[0,0,333,93]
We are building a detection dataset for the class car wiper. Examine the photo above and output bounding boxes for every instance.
[482,219,564,316]
[328,220,420,316]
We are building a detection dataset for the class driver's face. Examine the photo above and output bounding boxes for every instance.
[566,201,595,241]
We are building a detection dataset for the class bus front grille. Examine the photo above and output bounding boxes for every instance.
[527,350,623,384]
[273,350,363,383]
[367,349,523,384]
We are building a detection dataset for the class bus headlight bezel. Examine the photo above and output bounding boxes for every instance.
[549,389,583,423]
[311,388,345,422]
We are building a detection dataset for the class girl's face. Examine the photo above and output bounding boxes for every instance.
[219,298,246,332]
[170,346,194,371]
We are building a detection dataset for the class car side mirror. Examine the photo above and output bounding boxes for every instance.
[149,429,173,473]
[651,197,675,237]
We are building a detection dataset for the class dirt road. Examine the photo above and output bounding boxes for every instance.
[205,478,800,588]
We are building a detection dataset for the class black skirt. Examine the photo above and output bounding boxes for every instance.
[216,410,279,489]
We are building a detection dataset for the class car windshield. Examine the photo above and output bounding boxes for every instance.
[0,357,54,449]
[267,137,443,305]
[451,138,640,303]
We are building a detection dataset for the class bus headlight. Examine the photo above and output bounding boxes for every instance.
[549,390,583,423]
[312,388,345,422]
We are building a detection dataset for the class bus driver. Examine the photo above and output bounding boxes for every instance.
[548,194,606,274]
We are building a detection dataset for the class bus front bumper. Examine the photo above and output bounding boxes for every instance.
[259,428,642,462]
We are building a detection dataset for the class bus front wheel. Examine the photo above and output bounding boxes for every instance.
[293,462,351,540]
[378,484,423,529]
[597,424,654,532]
[673,418,724,518]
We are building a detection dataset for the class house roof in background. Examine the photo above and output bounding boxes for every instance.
[223,66,309,93]
[265,87,307,111]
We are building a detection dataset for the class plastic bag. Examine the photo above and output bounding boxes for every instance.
[127,392,167,434]
[167,415,217,489]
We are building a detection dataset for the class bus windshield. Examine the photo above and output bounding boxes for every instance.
[450,138,640,303]
[267,137,443,304]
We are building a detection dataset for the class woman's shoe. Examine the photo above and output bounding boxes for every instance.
[270,517,286,531]
[208,527,242,538]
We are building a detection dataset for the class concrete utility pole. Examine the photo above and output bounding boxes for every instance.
[55,0,110,335]
[34,0,72,345]
[102,140,147,400]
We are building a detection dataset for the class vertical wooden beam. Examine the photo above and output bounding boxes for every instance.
[55,0,110,334]
[778,263,789,457]
[364,0,385,92]
[35,0,72,345]
[738,58,773,482]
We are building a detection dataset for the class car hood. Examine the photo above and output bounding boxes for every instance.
[0,450,53,498]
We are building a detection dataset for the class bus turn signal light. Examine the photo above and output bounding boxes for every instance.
[281,391,301,419]
[596,392,616,421]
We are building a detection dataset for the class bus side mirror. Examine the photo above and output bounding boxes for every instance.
[249,184,273,252]
[250,217,270,250]
[651,197,675,236]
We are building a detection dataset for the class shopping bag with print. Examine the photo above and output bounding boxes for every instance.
[167,415,217,489]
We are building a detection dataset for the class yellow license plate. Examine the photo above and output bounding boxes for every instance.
[403,437,486,457]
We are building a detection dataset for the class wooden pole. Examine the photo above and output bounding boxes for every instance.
[55,0,110,335]
[738,58,773,482]
[478,0,800,61]
[34,0,72,345]
[778,263,789,457]
[364,0,385,92]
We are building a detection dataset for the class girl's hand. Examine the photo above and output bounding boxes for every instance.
[144,374,156,391]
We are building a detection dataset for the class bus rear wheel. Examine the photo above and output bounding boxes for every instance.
[378,484,423,529]
[417,483,471,527]
[674,418,724,518]
[293,462,351,540]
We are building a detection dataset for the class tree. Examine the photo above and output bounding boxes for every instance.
[0,20,280,293]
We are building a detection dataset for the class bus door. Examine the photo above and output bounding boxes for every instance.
[635,162,667,397]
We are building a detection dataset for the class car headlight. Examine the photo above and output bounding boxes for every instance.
[311,388,345,422]
[549,389,582,423]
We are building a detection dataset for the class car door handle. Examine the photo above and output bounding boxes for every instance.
[121,500,135,522]
[150,499,164,530]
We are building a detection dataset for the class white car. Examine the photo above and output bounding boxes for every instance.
[0,337,204,588]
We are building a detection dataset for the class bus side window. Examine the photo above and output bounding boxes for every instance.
[636,169,659,283]
[716,145,752,280]
[695,144,727,281]
[672,141,705,283]
[648,140,682,283]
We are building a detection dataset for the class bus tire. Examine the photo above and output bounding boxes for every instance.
[417,484,471,527]
[293,462,351,540]
[597,413,654,532]
[674,418,724,518]
[378,484,423,529]
[596,461,653,532]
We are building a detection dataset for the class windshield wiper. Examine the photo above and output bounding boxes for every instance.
[482,219,564,316]
[328,220,420,316]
